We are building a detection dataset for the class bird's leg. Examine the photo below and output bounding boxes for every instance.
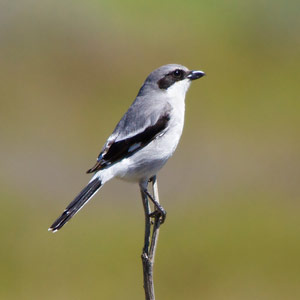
[140,182,151,256]
[146,176,167,224]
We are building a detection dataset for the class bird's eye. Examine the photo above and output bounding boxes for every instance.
[173,69,183,78]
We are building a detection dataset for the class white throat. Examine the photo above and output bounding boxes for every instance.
[164,79,190,128]
[166,79,191,99]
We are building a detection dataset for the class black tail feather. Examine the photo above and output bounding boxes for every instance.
[49,178,102,232]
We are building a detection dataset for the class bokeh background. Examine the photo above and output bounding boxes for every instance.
[1,0,300,299]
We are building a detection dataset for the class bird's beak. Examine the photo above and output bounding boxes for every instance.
[187,70,205,80]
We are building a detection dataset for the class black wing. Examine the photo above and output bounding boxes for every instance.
[87,113,170,173]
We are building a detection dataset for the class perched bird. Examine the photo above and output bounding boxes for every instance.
[49,64,205,232]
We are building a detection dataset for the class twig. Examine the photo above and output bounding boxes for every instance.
[140,176,162,300]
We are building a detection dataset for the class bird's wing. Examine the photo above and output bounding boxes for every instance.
[87,101,171,173]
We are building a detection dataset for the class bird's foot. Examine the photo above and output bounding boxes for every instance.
[149,208,167,224]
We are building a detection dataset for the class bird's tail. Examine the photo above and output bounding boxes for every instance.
[48,177,102,232]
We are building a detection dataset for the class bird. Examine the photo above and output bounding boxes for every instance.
[49,64,205,232]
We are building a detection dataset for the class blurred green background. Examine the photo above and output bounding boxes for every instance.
[1,0,300,299]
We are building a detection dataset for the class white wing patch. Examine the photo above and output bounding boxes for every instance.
[128,142,142,152]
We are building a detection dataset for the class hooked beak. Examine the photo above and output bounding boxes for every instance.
[187,70,205,80]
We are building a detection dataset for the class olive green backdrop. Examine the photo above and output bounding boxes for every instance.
[1,1,299,299]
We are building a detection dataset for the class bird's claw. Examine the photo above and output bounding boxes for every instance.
[149,209,167,224]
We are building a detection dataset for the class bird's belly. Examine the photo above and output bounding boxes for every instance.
[112,121,184,182]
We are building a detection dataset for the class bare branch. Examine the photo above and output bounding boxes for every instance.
[149,177,161,262]
[140,176,163,300]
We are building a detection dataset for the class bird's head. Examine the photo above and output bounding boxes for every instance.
[138,64,205,98]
